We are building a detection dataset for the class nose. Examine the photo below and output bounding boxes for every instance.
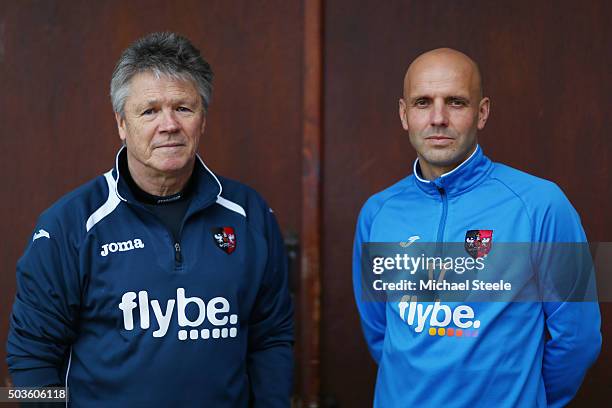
[159,109,180,133]
[430,99,449,127]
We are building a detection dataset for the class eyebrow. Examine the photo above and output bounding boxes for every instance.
[138,99,159,108]
[134,97,198,111]
[409,94,470,103]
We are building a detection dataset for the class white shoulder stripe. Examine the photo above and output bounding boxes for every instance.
[216,196,246,217]
[86,171,122,232]
[197,154,223,197]
[65,347,72,408]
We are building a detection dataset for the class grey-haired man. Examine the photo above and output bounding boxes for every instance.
[7,32,294,407]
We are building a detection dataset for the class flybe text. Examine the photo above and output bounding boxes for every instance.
[118,288,239,340]
[398,296,481,333]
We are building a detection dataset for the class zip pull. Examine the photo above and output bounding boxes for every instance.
[174,242,182,263]
[437,186,446,196]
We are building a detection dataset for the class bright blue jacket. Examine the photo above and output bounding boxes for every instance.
[353,146,601,407]
[7,148,294,407]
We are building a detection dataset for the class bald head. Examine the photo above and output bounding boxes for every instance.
[398,47,490,180]
[403,48,483,99]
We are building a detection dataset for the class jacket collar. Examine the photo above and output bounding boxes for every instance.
[111,146,222,210]
[413,144,493,197]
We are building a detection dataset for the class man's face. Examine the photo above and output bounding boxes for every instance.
[115,71,205,177]
[399,52,489,177]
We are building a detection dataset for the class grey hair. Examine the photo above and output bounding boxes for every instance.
[110,32,214,116]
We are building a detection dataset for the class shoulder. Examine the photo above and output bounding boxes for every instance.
[215,175,275,229]
[358,175,414,224]
[489,162,571,210]
[36,173,111,239]
[489,162,584,241]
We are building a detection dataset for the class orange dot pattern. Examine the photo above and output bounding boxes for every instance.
[427,327,478,338]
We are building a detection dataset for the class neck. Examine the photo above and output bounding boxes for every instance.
[127,158,194,197]
[417,145,477,181]
[419,162,455,181]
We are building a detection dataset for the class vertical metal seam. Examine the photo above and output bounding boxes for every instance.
[301,0,323,406]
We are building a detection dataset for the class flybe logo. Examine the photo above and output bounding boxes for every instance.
[398,296,481,338]
[101,238,145,257]
[118,288,238,341]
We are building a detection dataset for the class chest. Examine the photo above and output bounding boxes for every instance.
[78,206,265,341]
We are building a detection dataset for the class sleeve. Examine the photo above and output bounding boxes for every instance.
[352,203,387,364]
[247,206,294,408]
[534,185,601,408]
[6,214,81,387]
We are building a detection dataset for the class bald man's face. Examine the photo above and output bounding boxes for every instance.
[399,52,490,179]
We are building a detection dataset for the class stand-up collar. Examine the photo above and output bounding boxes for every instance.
[112,146,222,210]
[413,145,493,197]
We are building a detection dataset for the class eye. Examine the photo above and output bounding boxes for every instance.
[413,98,430,108]
[141,108,155,116]
[176,106,192,112]
[448,98,468,107]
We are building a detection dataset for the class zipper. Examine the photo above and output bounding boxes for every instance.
[436,186,448,243]
[121,182,192,270]
[174,242,183,265]
[432,186,448,294]
[129,204,185,268]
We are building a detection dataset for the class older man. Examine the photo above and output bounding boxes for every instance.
[353,48,601,407]
[7,32,293,407]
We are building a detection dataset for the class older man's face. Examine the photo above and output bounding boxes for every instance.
[399,51,489,178]
[116,71,205,179]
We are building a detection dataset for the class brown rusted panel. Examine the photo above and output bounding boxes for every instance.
[300,0,323,406]
[323,0,611,406]
[0,0,303,397]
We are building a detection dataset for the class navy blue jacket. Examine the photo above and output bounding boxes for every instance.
[7,148,294,407]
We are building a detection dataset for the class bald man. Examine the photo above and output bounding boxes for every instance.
[352,48,600,407]
[399,48,489,179]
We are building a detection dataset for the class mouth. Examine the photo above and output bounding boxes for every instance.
[424,135,454,147]
[425,135,453,140]
[155,143,185,149]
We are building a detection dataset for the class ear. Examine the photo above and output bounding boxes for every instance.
[399,99,409,131]
[115,112,127,143]
[477,97,490,130]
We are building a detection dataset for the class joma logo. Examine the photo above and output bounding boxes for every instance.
[101,239,145,257]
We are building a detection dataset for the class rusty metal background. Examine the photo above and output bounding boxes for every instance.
[1,1,610,407]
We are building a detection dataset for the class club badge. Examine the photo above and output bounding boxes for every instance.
[211,227,236,254]
[465,230,493,258]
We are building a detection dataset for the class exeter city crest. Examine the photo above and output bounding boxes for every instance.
[465,230,493,258]
[212,227,236,254]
